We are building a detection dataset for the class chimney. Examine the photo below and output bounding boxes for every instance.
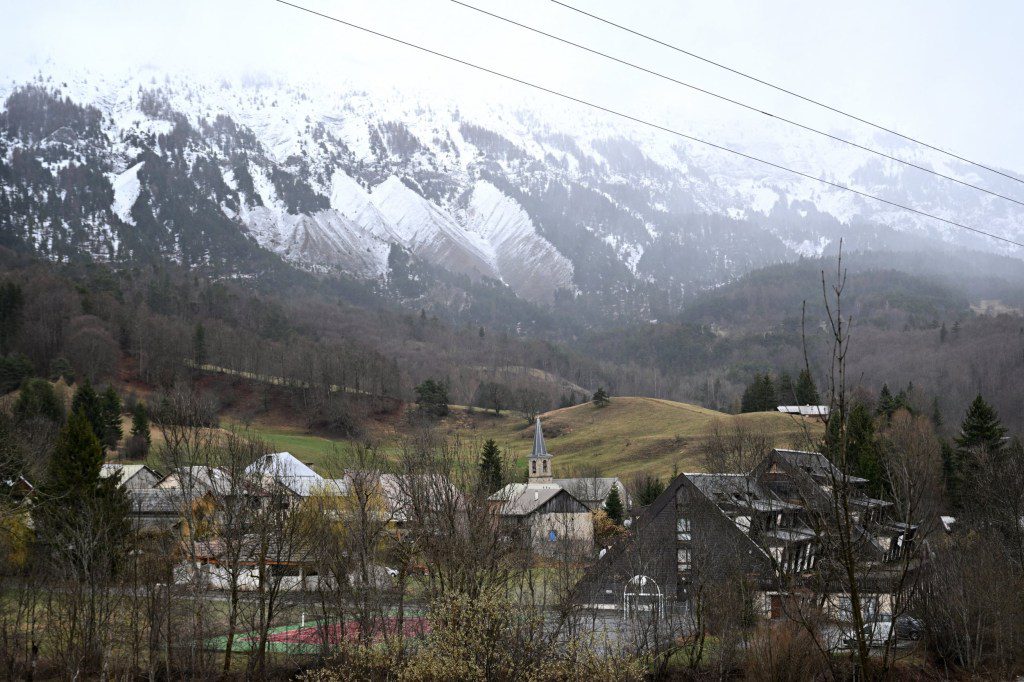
[534,491,539,501]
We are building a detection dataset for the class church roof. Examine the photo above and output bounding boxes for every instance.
[531,418,550,459]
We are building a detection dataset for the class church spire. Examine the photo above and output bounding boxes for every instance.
[529,417,553,482]
[532,417,549,458]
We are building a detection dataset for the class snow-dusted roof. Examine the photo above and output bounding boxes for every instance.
[246,452,326,498]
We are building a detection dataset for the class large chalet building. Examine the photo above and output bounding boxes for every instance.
[578,448,921,620]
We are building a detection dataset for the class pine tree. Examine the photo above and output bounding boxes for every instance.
[0,281,24,356]
[193,322,207,367]
[604,484,624,525]
[946,395,1007,511]
[795,369,820,405]
[634,475,665,506]
[38,409,131,569]
[130,402,151,446]
[99,386,123,451]
[479,439,503,494]
[877,384,895,418]
[939,323,948,343]
[414,379,450,418]
[956,395,1006,455]
[931,397,943,428]
[14,378,65,423]
[71,379,103,438]
[848,402,884,496]
[592,387,610,408]
[45,409,106,502]
[777,372,795,404]
[940,440,960,506]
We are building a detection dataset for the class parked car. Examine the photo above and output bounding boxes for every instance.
[843,615,923,648]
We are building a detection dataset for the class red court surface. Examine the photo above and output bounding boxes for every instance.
[264,616,430,646]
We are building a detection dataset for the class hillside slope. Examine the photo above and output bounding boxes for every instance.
[439,396,823,480]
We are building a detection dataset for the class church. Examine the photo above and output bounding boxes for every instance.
[488,418,629,554]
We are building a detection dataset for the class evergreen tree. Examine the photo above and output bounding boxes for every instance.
[592,387,610,408]
[414,378,450,418]
[13,378,64,423]
[945,395,1007,511]
[795,369,820,405]
[956,394,1007,455]
[130,402,151,447]
[741,374,777,412]
[71,379,103,438]
[634,475,665,506]
[939,322,947,343]
[848,402,884,496]
[0,281,24,356]
[0,353,33,394]
[940,440,960,506]
[479,439,503,494]
[876,384,895,418]
[777,372,795,404]
[930,397,943,428]
[99,386,123,451]
[193,322,207,367]
[38,409,130,569]
[604,484,624,525]
[49,356,74,383]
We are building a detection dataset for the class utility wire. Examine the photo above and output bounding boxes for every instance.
[453,0,1024,208]
[271,0,1024,249]
[550,0,1024,189]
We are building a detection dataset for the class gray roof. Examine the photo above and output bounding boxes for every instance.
[129,489,186,514]
[687,473,798,511]
[490,483,566,516]
[552,477,623,504]
[531,418,550,459]
[775,449,869,484]
[159,466,233,494]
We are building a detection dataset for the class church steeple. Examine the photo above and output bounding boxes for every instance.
[529,417,553,482]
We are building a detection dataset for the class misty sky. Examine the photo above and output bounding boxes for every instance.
[6,0,1024,172]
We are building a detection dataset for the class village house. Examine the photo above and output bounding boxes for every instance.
[100,463,162,490]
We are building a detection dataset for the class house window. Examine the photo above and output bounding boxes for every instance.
[677,548,691,572]
[543,459,548,473]
[531,461,536,474]
[548,530,557,542]
[676,517,691,542]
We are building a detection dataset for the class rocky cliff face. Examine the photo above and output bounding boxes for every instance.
[2,67,1021,315]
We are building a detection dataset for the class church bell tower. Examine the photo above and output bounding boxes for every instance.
[528,417,553,483]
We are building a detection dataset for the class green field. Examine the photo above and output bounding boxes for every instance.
[232,397,823,480]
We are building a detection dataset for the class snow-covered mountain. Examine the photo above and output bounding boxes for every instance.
[2,65,1022,314]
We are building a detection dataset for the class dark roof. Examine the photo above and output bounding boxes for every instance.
[774,449,869,484]
[686,473,799,512]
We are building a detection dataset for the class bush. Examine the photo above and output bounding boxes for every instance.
[745,621,826,682]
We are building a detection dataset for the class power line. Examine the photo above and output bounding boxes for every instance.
[550,0,1024,189]
[452,0,1024,209]
[270,0,1024,249]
